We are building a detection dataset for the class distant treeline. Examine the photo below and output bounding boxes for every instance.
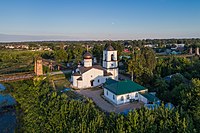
[0,38,200,47]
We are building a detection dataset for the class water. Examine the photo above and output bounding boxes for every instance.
[0,84,17,133]
[0,111,16,133]
[0,84,6,91]
[0,94,16,108]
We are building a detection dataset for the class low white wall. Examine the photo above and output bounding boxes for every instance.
[138,94,148,104]
[104,89,146,105]
[72,76,80,87]
[104,88,117,104]
[116,92,139,105]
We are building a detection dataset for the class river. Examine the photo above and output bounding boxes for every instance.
[0,84,17,133]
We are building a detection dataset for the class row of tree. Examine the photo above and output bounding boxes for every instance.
[5,78,197,132]
[125,46,200,132]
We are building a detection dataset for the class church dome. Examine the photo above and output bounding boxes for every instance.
[83,52,92,59]
[106,45,114,51]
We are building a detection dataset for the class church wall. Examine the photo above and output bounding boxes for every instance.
[77,80,83,88]
[103,51,106,61]
[72,76,80,87]
[103,50,117,61]
[106,68,118,80]
[92,76,106,87]
[103,61,118,68]
[81,68,104,88]
[84,59,92,67]
[102,49,118,81]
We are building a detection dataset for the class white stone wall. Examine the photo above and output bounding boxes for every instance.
[72,75,81,87]
[84,59,92,67]
[138,94,148,104]
[103,61,118,68]
[77,68,104,88]
[104,89,148,105]
[77,80,83,88]
[116,92,139,105]
[104,88,117,104]
[106,68,118,80]
[103,50,117,61]
[103,50,118,81]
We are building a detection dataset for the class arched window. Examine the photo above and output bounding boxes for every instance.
[111,54,114,61]
[121,96,124,101]
[113,95,115,100]
[126,95,130,100]
[135,93,138,98]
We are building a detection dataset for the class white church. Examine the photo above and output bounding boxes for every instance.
[71,45,118,89]
[71,45,160,106]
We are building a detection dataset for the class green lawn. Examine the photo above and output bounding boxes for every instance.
[0,50,42,74]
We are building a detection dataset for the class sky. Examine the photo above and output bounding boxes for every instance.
[0,0,200,41]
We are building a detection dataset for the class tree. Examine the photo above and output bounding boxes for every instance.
[180,79,200,132]
[92,45,104,63]
[54,49,68,62]
[128,47,156,84]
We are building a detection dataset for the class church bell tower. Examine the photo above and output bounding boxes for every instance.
[103,45,118,80]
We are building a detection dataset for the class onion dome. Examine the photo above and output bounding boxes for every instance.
[83,52,92,59]
[106,45,114,51]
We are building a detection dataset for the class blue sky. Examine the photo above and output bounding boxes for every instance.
[0,0,200,41]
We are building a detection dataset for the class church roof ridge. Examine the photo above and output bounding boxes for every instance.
[106,44,115,51]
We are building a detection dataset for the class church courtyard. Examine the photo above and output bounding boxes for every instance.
[76,88,144,113]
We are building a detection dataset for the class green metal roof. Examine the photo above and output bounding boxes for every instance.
[104,78,118,85]
[104,79,145,95]
[140,93,159,102]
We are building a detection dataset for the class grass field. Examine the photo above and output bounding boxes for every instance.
[0,50,42,74]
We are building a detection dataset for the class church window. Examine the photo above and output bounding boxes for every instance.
[98,79,100,83]
[107,91,108,95]
[127,95,130,100]
[111,54,114,61]
[121,96,124,101]
[105,54,107,61]
[113,95,115,100]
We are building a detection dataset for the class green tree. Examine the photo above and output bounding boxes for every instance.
[181,79,200,132]
[54,49,68,62]
[128,47,156,84]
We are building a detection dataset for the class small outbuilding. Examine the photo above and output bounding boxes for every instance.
[103,79,159,105]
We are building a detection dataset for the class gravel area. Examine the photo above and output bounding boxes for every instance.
[76,89,143,113]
